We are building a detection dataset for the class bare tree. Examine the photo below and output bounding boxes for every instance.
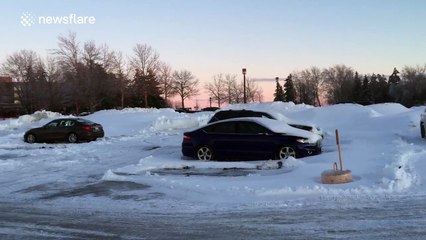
[293,71,315,105]
[1,49,44,113]
[81,41,111,112]
[245,78,263,103]
[323,65,355,104]
[53,32,84,113]
[130,43,159,75]
[53,32,80,72]
[112,51,130,108]
[205,74,227,107]
[400,65,426,106]
[307,66,323,106]
[158,62,175,107]
[44,56,63,111]
[82,40,101,66]
[130,43,160,107]
[99,44,116,73]
[292,67,324,106]
[223,74,241,104]
[172,70,199,108]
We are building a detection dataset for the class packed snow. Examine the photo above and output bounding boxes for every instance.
[0,102,425,213]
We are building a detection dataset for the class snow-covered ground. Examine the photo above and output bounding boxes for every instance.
[1,102,426,238]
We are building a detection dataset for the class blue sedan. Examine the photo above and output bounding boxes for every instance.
[182,117,322,161]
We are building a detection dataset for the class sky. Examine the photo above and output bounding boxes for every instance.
[1,0,426,106]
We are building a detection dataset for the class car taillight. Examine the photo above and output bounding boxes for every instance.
[82,125,92,131]
[183,135,191,141]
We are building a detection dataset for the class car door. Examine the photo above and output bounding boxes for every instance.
[233,121,275,159]
[55,119,74,140]
[204,122,239,159]
[41,120,61,140]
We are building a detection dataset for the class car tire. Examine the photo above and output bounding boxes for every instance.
[68,133,78,143]
[25,133,36,144]
[195,146,214,161]
[277,146,297,160]
[421,122,425,139]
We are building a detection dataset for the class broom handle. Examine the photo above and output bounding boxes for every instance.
[336,129,343,171]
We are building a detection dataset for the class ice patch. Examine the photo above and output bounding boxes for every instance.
[101,169,129,181]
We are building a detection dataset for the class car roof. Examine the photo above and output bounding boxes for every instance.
[208,109,274,121]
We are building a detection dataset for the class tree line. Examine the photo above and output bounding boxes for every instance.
[273,65,426,107]
[1,32,202,114]
[2,32,425,116]
[1,32,265,115]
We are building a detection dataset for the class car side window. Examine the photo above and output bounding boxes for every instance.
[64,120,75,127]
[45,121,59,127]
[237,122,270,134]
[204,122,236,133]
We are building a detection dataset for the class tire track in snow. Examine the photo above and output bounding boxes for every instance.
[381,137,426,192]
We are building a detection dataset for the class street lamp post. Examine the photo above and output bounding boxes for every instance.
[209,97,212,107]
[242,68,247,103]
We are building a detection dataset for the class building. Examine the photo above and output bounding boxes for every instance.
[0,76,23,117]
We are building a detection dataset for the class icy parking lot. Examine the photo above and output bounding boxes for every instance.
[1,102,426,239]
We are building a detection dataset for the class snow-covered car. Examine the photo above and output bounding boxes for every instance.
[421,108,426,138]
[207,109,324,138]
[24,118,104,143]
[182,117,322,161]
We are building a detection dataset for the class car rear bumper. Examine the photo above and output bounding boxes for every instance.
[80,131,104,140]
[182,142,194,157]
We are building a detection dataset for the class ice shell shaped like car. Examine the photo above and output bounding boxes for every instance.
[24,118,104,143]
[182,117,322,161]
[207,109,324,138]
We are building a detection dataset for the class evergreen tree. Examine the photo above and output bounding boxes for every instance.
[132,69,162,108]
[284,74,296,102]
[368,73,389,103]
[360,75,373,105]
[388,67,402,102]
[273,77,285,101]
[352,72,362,103]
[388,67,401,84]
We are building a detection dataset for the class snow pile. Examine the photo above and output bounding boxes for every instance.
[0,110,62,131]
[381,139,422,192]
[150,115,200,131]
[222,101,315,116]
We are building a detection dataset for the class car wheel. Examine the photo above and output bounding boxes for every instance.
[25,133,36,143]
[277,146,297,160]
[196,146,214,161]
[68,133,78,143]
[421,122,425,139]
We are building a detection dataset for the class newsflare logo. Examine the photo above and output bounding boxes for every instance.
[20,12,36,27]
[20,12,96,27]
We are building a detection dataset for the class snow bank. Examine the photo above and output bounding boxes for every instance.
[0,110,62,131]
